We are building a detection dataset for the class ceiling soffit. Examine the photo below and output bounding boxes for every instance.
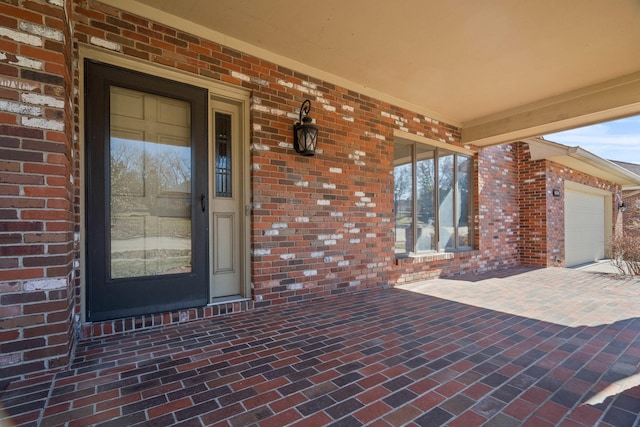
[102,0,640,146]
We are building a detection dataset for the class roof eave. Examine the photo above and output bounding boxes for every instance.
[524,137,640,187]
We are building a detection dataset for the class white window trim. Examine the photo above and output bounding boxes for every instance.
[393,130,475,156]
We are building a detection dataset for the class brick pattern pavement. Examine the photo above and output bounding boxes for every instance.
[1,268,639,426]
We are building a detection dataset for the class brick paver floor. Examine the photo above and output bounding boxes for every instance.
[1,267,640,426]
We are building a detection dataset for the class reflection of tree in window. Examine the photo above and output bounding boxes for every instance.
[394,139,473,254]
[110,138,191,216]
[394,162,412,253]
[107,87,194,278]
[110,137,192,278]
[416,157,434,224]
[394,164,411,215]
[110,138,144,214]
[439,153,455,249]
[416,145,435,251]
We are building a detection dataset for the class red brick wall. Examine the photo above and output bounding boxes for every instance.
[517,142,548,266]
[545,162,565,266]
[622,192,640,239]
[547,162,619,266]
[3,0,623,379]
[77,3,525,324]
[395,143,522,282]
[475,144,521,270]
[69,0,468,309]
[0,0,75,381]
[518,142,619,267]
[394,145,520,283]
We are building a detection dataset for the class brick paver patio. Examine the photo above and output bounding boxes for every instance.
[1,267,639,426]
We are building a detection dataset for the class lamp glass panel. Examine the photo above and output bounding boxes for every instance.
[305,128,317,151]
[297,126,317,152]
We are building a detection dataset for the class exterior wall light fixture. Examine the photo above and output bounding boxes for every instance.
[619,201,627,212]
[293,99,318,156]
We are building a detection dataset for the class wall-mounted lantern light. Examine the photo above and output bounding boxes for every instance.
[293,99,318,156]
[619,201,627,212]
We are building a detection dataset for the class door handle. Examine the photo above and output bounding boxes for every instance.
[201,194,206,212]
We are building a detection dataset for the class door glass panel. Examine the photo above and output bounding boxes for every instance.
[110,87,192,278]
[215,112,232,197]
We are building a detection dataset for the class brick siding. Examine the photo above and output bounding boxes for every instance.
[0,0,75,381]
[395,143,522,283]
[518,142,619,267]
[547,161,619,266]
[83,3,519,322]
[0,0,624,380]
[69,0,468,314]
[517,142,548,266]
[622,192,640,239]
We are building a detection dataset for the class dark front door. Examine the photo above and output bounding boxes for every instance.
[85,60,209,321]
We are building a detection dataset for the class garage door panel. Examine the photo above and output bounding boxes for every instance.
[565,189,605,267]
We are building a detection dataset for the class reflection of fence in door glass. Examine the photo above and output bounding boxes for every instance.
[110,137,192,278]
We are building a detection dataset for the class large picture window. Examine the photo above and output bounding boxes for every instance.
[394,138,473,255]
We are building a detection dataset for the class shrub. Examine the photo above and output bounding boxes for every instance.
[609,233,640,276]
[609,197,640,275]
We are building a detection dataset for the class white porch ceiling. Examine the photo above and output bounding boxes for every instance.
[108,0,640,146]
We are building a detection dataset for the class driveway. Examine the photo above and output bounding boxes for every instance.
[1,267,639,426]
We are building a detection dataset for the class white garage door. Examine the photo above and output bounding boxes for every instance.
[565,189,605,267]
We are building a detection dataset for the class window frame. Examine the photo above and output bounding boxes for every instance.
[394,136,474,256]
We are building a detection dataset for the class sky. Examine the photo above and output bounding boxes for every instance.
[545,115,640,164]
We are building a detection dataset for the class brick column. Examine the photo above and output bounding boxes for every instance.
[0,0,75,381]
[517,142,549,266]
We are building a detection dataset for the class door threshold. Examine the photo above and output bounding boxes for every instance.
[209,295,250,305]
